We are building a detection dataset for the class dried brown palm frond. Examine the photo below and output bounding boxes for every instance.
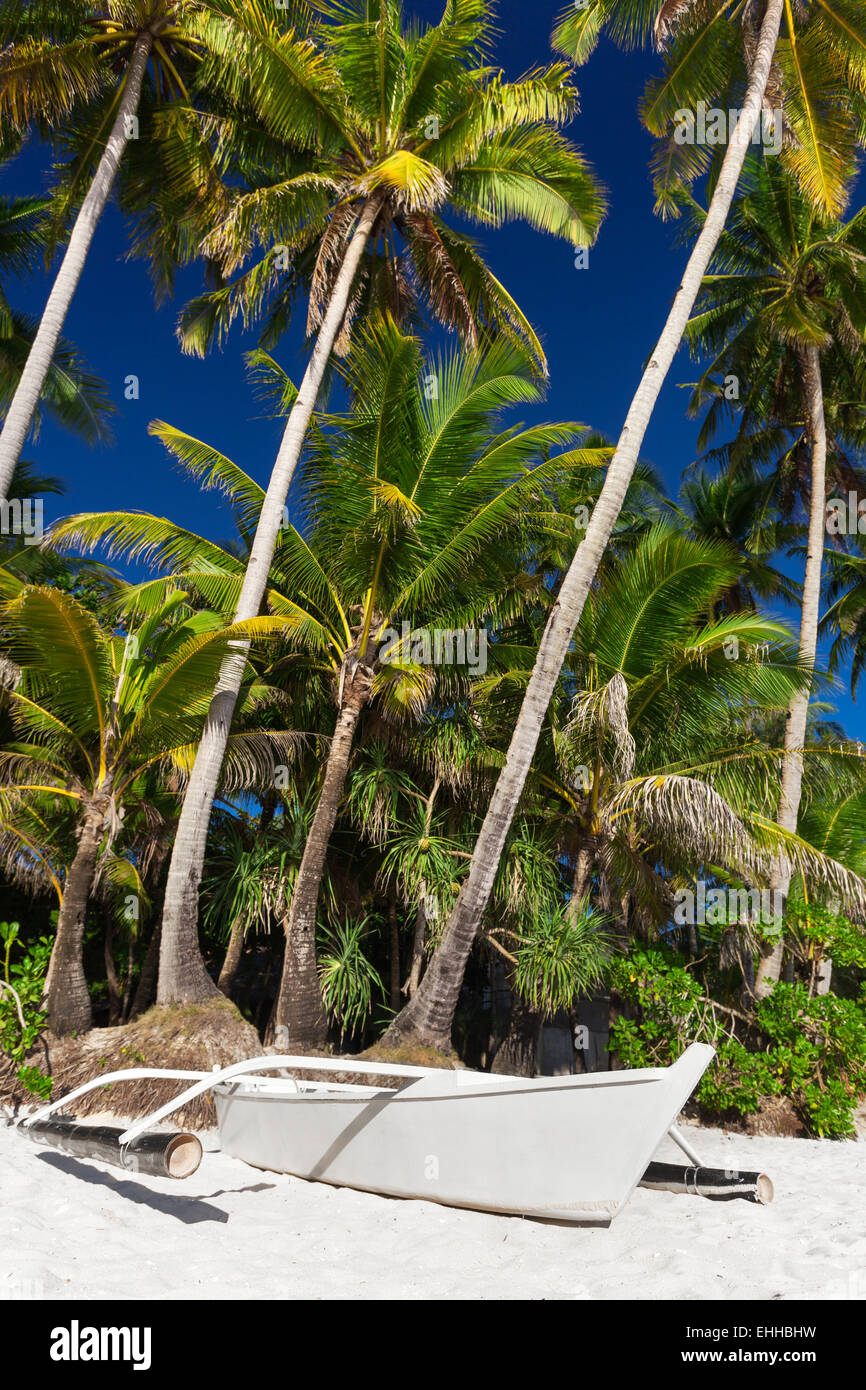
[164,728,306,795]
[605,772,764,880]
[746,814,866,921]
[402,213,478,347]
[0,801,62,901]
[654,0,704,49]
[305,199,359,339]
[562,672,636,782]
[332,259,368,357]
[596,834,675,927]
[0,655,19,689]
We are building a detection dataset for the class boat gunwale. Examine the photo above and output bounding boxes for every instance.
[213,1071,668,1104]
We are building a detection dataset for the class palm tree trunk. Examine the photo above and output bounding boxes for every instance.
[381,0,786,1053]
[0,33,153,502]
[756,343,827,995]
[402,777,440,998]
[271,669,373,1045]
[388,893,401,1012]
[42,802,106,1035]
[119,943,134,1024]
[129,924,160,1020]
[569,843,593,912]
[540,1010,575,1076]
[404,895,427,998]
[218,915,245,997]
[156,195,384,1007]
[104,908,121,1025]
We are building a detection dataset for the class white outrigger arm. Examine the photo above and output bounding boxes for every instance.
[15,1054,458,1177]
[12,1051,739,1190]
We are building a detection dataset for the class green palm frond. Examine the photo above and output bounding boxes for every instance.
[2,585,111,746]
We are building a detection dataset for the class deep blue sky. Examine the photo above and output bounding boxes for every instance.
[2,0,864,736]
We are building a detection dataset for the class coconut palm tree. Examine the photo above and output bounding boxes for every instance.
[0,0,246,502]
[555,0,866,218]
[378,0,790,1052]
[51,318,609,1039]
[679,158,866,991]
[147,0,607,1010]
[0,583,293,1033]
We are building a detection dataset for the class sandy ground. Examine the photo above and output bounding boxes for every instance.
[1,1117,864,1301]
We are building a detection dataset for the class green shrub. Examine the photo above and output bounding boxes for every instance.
[1,921,52,1100]
[609,948,866,1138]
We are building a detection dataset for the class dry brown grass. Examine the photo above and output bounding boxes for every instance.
[3,998,262,1129]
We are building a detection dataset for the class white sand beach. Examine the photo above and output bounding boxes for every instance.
[2,1118,864,1301]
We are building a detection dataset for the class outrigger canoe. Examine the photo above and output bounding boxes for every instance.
[16,1042,773,1224]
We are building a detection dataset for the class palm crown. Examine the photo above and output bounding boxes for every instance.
[556,525,865,923]
[49,317,609,709]
[177,0,607,372]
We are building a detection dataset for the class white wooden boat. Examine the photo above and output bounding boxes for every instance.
[15,1041,774,1224]
[211,1043,717,1222]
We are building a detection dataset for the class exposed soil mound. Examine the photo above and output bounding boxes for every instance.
[685,1094,810,1139]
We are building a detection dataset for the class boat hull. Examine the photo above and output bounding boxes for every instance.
[214,1043,714,1223]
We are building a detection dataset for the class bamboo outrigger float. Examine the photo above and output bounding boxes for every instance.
[15,1042,773,1223]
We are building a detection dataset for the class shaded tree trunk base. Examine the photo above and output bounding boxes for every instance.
[491,1003,541,1078]
[377,1007,452,1058]
[218,918,245,998]
[129,926,161,1021]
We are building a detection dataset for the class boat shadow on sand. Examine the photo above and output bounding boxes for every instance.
[33,1150,275,1224]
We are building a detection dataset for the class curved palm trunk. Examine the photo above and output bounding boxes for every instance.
[129,924,160,1020]
[271,670,373,1045]
[0,33,153,502]
[218,915,245,998]
[104,908,121,1025]
[755,343,827,995]
[381,0,786,1052]
[42,802,106,1035]
[404,894,427,998]
[156,196,383,1006]
[388,893,401,1012]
